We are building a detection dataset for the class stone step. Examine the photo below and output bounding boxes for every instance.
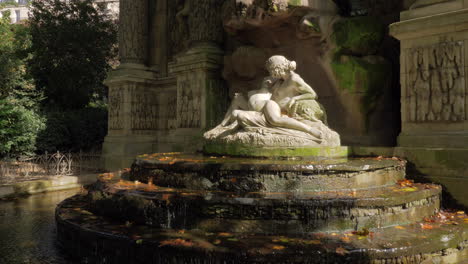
[88,181,441,233]
[56,194,468,264]
[130,153,406,192]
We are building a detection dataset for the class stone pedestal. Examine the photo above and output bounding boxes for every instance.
[390,0,468,208]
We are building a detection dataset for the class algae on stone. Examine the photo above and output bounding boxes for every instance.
[332,16,385,56]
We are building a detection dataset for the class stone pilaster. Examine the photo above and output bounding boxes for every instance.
[390,0,468,148]
[119,0,148,65]
[102,0,163,170]
[160,0,227,152]
[390,0,468,208]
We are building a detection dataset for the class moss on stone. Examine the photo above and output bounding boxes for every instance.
[331,55,391,126]
[203,142,348,158]
[332,16,385,56]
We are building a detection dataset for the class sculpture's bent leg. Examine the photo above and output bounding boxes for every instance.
[263,101,322,139]
[220,94,249,126]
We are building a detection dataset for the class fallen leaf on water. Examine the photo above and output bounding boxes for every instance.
[159,239,194,247]
[341,236,351,243]
[176,229,186,234]
[213,239,221,245]
[136,239,143,244]
[423,217,435,223]
[420,223,434,230]
[218,232,233,237]
[394,225,406,230]
[353,228,370,236]
[457,211,465,215]
[304,240,321,245]
[227,238,239,242]
[271,245,285,250]
[336,247,349,255]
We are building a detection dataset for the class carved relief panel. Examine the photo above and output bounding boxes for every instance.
[130,87,159,130]
[108,87,124,130]
[406,40,466,122]
[177,74,202,128]
[119,0,148,64]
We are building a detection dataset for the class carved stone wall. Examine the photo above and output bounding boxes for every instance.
[108,87,124,130]
[119,0,148,64]
[177,77,202,128]
[188,0,225,45]
[406,41,466,122]
[130,88,159,130]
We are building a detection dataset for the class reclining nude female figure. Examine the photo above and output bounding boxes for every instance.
[216,55,322,140]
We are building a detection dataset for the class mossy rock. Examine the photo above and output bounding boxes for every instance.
[331,55,391,117]
[332,16,385,56]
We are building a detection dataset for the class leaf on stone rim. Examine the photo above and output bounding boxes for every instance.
[420,223,434,230]
[394,225,405,229]
[271,245,285,250]
[336,247,349,255]
[159,238,194,247]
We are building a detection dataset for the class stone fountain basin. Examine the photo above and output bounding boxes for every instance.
[130,153,406,192]
[56,194,468,264]
[87,180,441,234]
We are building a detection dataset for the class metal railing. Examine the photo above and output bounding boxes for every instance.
[0,151,104,185]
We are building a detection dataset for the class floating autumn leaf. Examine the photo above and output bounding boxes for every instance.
[420,223,434,230]
[423,217,435,223]
[213,239,221,245]
[464,218,468,223]
[341,236,351,243]
[394,226,406,230]
[271,245,285,250]
[336,246,349,256]
[230,178,238,183]
[303,240,321,245]
[159,238,194,247]
[176,229,186,234]
[272,237,290,243]
[218,232,233,237]
[353,228,370,236]
[227,238,239,242]
[457,211,465,215]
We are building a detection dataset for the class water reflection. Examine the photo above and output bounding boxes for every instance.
[0,190,79,264]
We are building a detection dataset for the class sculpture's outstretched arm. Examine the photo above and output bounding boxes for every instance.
[291,73,317,99]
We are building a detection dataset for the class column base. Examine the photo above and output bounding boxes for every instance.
[101,135,157,171]
[398,132,468,148]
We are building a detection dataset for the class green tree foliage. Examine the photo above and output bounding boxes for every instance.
[0,13,36,101]
[29,0,117,109]
[37,106,108,153]
[0,98,45,157]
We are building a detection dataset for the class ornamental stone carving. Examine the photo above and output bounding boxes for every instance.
[406,40,466,122]
[119,0,148,64]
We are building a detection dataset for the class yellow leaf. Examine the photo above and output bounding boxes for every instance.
[394,226,405,230]
[336,246,349,255]
[271,245,285,250]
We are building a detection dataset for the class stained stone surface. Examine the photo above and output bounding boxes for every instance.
[87,181,441,233]
[56,194,468,264]
[130,153,406,192]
